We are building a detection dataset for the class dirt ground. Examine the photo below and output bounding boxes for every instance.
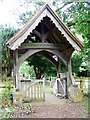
[11,93,88,118]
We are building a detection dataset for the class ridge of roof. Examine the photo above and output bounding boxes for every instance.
[6,3,83,50]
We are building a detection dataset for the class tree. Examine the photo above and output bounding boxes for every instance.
[0,26,17,80]
[18,0,44,26]
[19,61,35,77]
[27,54,57,79]
[56,2,90,76]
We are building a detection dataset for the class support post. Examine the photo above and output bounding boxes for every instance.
[63,77,68,98]
[67,58,73,87]
[68,58,76,85]
[13,49,19,88]
[66,58,73,98]
[57,57,61,78]
[43,77,45,100]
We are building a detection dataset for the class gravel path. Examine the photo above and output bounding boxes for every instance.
[11,93,88,118]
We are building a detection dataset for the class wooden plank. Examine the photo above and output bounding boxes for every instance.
[33,84,36,100]
[33,30,41,39]
[30,87,32,100]
[19,43,62,49]
[42,79,45,100]
[37,82,40,100]
[31,86,33,100]
[39,82,42,99]
[33,85,36,100]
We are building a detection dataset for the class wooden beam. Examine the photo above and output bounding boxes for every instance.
[43,18,54,30]
[39,52,58,68]
[33,30,41,39]
[19,43,61,50]
[49,35,57,44]
[57,58,61,77]
[47,49,68,66]
[33,27,56,42]
[41,22,45,42]
[53,33,61,43]
[17,49,68,69]
[61,47,74,61]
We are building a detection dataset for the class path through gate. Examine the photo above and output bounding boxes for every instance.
[19,79,45,102]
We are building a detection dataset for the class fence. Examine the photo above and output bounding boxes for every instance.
[75,79,90,94]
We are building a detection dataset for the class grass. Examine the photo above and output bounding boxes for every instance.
[0,81,14,119]
[79,95,89,113]
[0,106,13,118]
[44,85,53,94]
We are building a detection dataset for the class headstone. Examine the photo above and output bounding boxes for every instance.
[50,80,55,87]
[69,84,83,102]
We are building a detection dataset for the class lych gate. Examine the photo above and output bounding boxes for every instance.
[6,4,83,100]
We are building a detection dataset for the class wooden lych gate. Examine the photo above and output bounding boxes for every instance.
[6,3,83,101]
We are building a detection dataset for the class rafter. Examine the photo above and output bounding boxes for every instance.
[33,30,41,39]
[32,27,56,42]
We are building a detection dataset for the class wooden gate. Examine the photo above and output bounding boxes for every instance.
[19,79,45,102]
[53,77,68,98]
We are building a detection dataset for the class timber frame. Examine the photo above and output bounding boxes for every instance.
[6,3,83,89]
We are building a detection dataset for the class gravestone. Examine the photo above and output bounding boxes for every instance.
[69,84,83,102]
[50,80,56,87]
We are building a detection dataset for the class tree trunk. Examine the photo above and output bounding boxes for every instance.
[34,66,42,79]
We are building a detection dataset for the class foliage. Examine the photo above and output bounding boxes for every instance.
[27,54,57,79]
[56,2,90,76]
[0,83,14,119]
[0,106,13,119]
[1,86,13,107]
[80,96,89,113]
[19,61,35,77]
[0,26,17,80]
[18,0,45,26]
[1,26,16,60]
[45,85,53,94]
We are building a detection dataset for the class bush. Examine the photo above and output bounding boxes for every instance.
[1,86,13,108]
[0,86,14,118]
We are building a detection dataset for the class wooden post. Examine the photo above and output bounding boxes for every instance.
[80,80,83,92]
[63,77,68,98]
[66,58,73,98]
[43,77,45,100]
[57,58,61,78]
[67,58,73,87]
[13,49,19,88]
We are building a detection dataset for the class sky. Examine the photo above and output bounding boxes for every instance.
[0,0,19,27]
[0,0,66,28]
[0,0,36,28]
